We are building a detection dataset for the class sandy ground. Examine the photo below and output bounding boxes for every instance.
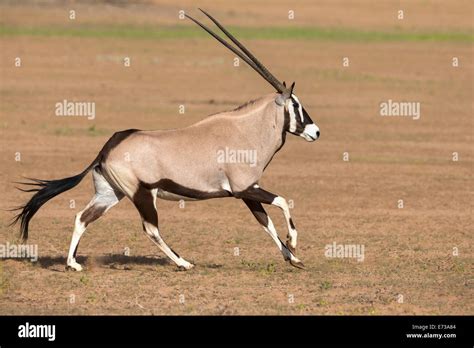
[0,1,472,314]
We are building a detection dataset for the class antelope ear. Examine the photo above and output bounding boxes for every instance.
[275,83,293,106]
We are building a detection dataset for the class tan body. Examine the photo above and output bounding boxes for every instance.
[104,94,285,199]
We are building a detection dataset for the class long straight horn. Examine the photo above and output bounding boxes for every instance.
[185,14,274,88]
[185,12,288,94]
[198,8,286,93]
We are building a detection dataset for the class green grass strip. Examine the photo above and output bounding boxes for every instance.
[0,24,472,43]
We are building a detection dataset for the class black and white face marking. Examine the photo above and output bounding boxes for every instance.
[285,94,320,141]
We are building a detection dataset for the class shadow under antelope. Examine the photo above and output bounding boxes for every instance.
[12,9,320,271]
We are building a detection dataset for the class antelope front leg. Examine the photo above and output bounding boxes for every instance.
[236,185,299,253]
[270,196,298,254]
[242,198,304,269]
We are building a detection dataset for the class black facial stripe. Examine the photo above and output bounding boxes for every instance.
[302,107,312,123]
[285,99,304,134]
[294,106,301,121]
[293,105,305,133]
[287,97,315,134]
[283,107,290,132]
[291,96,305,125]
[290,97,299,113]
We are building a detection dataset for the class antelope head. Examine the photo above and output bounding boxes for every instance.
[186,9,320,142]
[277,82,320,141]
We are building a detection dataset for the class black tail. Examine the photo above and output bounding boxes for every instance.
[11,156,100,242]
[10,129,139,242]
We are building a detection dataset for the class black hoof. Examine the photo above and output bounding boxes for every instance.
[289,259,305,270]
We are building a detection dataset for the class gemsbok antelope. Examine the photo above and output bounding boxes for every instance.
[12,9,320,271]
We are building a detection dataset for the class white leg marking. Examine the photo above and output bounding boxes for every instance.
[271,196,298,249]
[66,213,86,271]
[66,169,123,271]
[263,217,300,263]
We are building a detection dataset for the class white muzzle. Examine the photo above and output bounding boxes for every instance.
[301,123,320,141]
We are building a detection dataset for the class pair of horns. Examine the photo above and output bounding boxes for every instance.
[185,9,294,98]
